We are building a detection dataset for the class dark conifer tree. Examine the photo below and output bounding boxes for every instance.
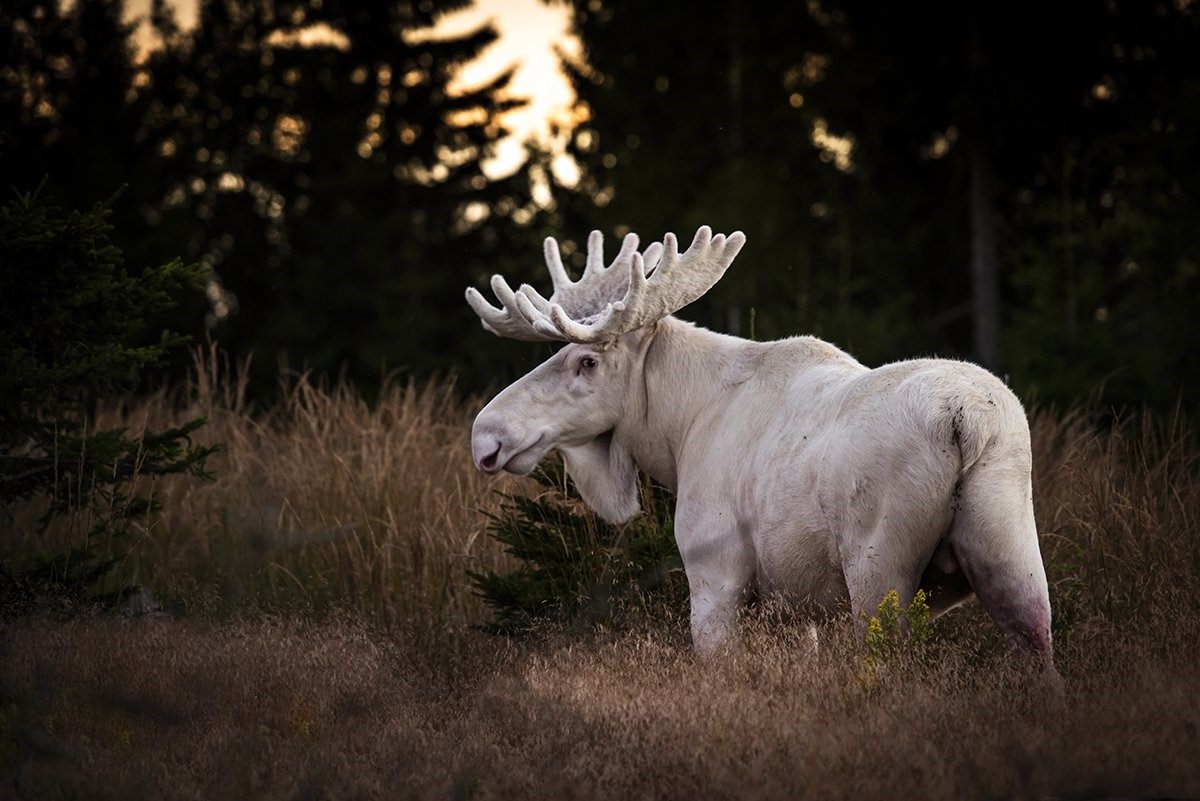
[139,0,550,386]
[800,0,1200,405]
[553,0,918,361]
[0,0,146,233]
[558,0,1200,409]
[0,188,214,604]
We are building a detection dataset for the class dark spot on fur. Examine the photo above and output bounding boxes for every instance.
[949,405,966,460]
[948,404,967,511]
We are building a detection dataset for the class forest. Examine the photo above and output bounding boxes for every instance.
[3,0,1198,405]
[2,1,1199,799]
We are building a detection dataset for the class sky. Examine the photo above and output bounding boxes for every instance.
[122,0,580,176]
[418,0,581,176]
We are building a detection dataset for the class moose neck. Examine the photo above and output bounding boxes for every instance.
[616,316,747,491]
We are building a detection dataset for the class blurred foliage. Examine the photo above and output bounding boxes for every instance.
[0,0,555,393]
[469,457,686,633]
[0,188,215,608]
[0,0,1197,408]
[558,0,1200,410]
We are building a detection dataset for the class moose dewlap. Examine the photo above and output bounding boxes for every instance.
[465,226,1053,668]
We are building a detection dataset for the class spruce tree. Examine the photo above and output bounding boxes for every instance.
[0,187,215,605]
[469,459,685,633]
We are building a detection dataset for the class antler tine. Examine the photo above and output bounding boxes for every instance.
[527,233,584,314]
[542,236,572,293]
[600,231,641,275]
[641,240,664,276]
[584,229,606,277]
[464,275,563,342]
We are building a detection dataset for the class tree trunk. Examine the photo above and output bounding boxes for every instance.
[725,0,743,336]
[1061,140,1078,344]
[966,9,1002,372]
[968,139,1002,371]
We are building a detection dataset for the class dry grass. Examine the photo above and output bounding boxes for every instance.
[2,613,1198,800]
[1031,408,1200,626]
[10,348,526,633]
[2,357,1199,799]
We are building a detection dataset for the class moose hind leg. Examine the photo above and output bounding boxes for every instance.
[949,459,1054,668]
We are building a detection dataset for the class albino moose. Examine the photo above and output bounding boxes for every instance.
[466,226,1053,666]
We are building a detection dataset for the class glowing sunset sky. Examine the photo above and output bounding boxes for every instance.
[122,0,580,175]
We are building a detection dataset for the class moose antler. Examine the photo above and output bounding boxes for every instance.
[465,225,746,344]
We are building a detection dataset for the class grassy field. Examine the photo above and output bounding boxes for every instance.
[2,357,1198,799]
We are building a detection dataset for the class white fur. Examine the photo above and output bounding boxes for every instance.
[472,309,1054,665]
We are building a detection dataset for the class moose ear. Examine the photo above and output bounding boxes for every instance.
[560,433,640,524]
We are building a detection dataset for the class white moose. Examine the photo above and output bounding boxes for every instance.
[466,226,1054,666]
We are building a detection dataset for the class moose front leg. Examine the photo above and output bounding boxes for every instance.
[676,505,753,658]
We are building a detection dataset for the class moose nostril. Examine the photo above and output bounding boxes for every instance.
[480,444,502,472]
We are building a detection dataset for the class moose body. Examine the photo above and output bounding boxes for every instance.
[467,227,1053,665]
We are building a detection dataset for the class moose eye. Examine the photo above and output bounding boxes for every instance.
[579,356,597,372]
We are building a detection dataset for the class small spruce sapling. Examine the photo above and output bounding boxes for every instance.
[0,186,215,609]
[469,456,685,633]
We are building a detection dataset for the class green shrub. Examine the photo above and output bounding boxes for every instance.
[469,458,686,633]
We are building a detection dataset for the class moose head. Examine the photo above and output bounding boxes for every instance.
[465,226,744,522]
